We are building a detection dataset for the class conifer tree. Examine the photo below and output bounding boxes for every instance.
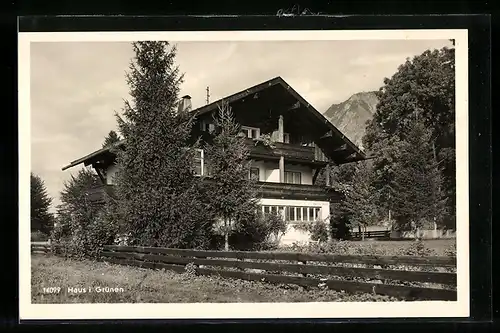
[204,101,259,251]
[338,160,379,240]
[390,118,448,236]
[30,172,54,235]
[113,41,213,249]
[102,130,121,148]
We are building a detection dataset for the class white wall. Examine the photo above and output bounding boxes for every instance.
[264,162,280,182]
[106,164,118,185]
[258,198,330,245]
[250,160,313,184]
[285,163,313,185]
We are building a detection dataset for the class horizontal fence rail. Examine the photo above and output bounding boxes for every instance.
[31,243,52,254]
[102,245,456,267]
[351,231,390,239]
[102,245,457,301]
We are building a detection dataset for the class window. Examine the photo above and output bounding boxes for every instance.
[283,133,290,143]
[200,120,215,133]
[261,206,322,222]
[303,207,309,221]
[249,167,260,180]
[308,207,315,221]
[296,207,302,220]
[262,205,321,222]
[241,126,260,139]
[284,171,301,184]
[194,149,204,176]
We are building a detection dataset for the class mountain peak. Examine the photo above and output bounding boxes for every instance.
[323,91,379,150]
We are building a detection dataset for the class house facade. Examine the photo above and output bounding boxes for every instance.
[62,77,366,245]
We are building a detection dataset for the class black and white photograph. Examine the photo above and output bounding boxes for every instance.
[19,29,469,320]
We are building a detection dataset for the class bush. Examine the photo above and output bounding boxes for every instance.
[329,215,352,240]
[212,210,287,251]
[278,239,440,257]
[31,230,48,242]
[402,239,436,257]
[444,242,457,257]
[309,221,329,243]
[51,204,120,259]
[293,219,329,243]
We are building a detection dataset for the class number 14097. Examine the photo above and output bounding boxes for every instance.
[43,287,61,294]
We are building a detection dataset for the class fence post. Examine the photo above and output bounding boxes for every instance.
[301,260,307,277]
[237,257,245,271]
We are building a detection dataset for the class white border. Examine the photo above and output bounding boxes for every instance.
[19,29,469,320]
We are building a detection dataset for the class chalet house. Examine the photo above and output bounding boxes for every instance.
[62,77,366,244]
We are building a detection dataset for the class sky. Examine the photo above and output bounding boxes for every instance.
[30,39,451,210]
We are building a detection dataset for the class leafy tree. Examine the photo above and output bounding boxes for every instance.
[204,101,259,250]
[390,119,448,236]
[30,172,54,235]
[102,130,121,148]
[364,46,455,228]
[112,41,213,249]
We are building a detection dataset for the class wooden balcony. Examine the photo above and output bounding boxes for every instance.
[255,181,341,202]
[245,139,327,164]
[85,184,115,204]
[85,181,341,204]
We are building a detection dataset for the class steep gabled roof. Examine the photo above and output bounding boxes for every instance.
[62,76,366,171]
[191,76,365,160]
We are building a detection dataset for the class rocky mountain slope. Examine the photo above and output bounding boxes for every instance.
[323,91,379,150]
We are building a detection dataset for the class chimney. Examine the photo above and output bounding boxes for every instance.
[177,95,192,113]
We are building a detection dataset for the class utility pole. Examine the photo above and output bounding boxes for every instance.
[206,86,210,104]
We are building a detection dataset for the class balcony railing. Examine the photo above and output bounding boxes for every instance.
[85,184,115,204]
[85,181,341,204]
[255,181,340,202]
[244,139,315,162]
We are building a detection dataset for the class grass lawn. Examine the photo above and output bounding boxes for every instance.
[31,255,400,303]
[347,239,455,256]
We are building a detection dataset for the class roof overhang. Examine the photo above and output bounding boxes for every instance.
[61,141,124,171]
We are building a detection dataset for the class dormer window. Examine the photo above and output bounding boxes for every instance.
[240,126,260,139]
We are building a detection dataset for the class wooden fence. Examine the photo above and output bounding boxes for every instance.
[351,230,390,240]
[31,242,52,254]
[101,245,457,301]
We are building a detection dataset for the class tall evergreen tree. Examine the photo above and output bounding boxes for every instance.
[390,118,448,234]
[336,160,379,240]
[204,101,259,251]
[102,130,121,148]
[30,172,54,235]
[113,41,213,249]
